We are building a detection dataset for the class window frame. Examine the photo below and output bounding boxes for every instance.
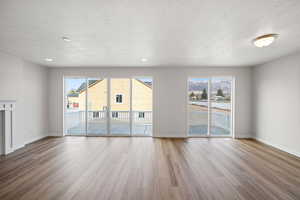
[63,76,153,137]
[112,111,119,118]
[138,112,145,118]
[115,94,123,104]
[187,76,235,138]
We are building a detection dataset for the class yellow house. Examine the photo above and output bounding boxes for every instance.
[70,79,152,112]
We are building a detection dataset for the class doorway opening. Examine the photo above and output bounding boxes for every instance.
[64,77,153,136]
[188,77,234,137]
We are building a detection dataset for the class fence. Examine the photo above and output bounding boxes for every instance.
[189,110,231,131]
[65,110,153,135]
[65,110,152,129]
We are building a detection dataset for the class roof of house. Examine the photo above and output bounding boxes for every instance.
[76,79,152,94]
[135,79,152,89]
[67,93,79,97]
[77,79,102,93]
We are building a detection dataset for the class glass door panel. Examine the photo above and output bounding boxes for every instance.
[188,78,209,136]
[210,77,232,136]
[110,78,131,135]
[132,78,153,136]
[64,78,86,135]
[87,78,108,135]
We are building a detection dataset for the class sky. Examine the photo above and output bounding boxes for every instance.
[190,77,232,82]
[65,77,231,92]
[65,78,86,92]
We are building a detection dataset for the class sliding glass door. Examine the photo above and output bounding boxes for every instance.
[132,78,153,136]
[64,77,153,136]
[87,78,108,136]
[188,78,209,136]
[210,77,232,136]
[188,77,233,137]
[64,78,86,135]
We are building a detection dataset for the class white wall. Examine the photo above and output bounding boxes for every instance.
[22,61,49,144]
[253,51,300,157]
[48,67,253,138]
[0,52,48,149]
[2,48,300,157]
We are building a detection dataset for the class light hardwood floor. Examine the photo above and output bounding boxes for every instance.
[0,137,300,200]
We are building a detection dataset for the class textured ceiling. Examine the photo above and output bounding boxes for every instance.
[0,0,300,67]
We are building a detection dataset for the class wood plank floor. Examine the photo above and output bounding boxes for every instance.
[0,137,300,200]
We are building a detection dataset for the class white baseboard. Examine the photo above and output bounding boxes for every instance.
[154,136,187,138]
[234,132,254,139]
[14,144,25,151]
[12,135,49,152]
[235,136,252,139]
[153,134,187,138]
[254,137,300,158]
[48,132,64,137]
[25,134,49,146]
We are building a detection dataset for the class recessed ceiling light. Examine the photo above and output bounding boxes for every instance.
[253,34,278,48]
[45,58,53,62]
[62,36,71,42]
[141,58,148,62]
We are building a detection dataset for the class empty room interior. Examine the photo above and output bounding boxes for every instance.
[0,0,300,199]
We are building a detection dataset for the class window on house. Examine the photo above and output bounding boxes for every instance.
[116,94,123,103]
[112,111,119,118]
[138,112,145,118]
[93,112,99,118]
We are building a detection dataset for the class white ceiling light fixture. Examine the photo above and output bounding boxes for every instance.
[62,36,71,42]
[141,58,148,62]
[45,58,53,62]
[253,34,278,48]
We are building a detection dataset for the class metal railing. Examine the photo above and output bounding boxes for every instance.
[65,110,152,124]
[188,110,231,131]
[65,109,230,134]
[65,110,153,135]
[211,112,231,131]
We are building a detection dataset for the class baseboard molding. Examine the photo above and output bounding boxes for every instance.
[10,135,48,153]
[235,137,252,139]
[11,135,300,158]
[153,135,187,138]
[254,137,300,158]
[48,132,64,137]
[47,136,64,138]
[13,135,48,151]
[14,144,25,151]
[25,135,49,146]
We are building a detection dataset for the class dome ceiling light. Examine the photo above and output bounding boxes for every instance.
[253,34,279,48]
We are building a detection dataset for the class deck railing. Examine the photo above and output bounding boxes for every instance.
[65,110,153,134]
[65,109,230,133]
[65,110,152,122]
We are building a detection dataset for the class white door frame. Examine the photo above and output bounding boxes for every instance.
[187,76,235,138]
[63,76,88,136]
[63,76,153,137]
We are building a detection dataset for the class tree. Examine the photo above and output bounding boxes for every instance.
[216,89,224,97]
[201,88,208,100]
[189,92,196,100]
[225,96,231,101]
[68,89,77,95]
